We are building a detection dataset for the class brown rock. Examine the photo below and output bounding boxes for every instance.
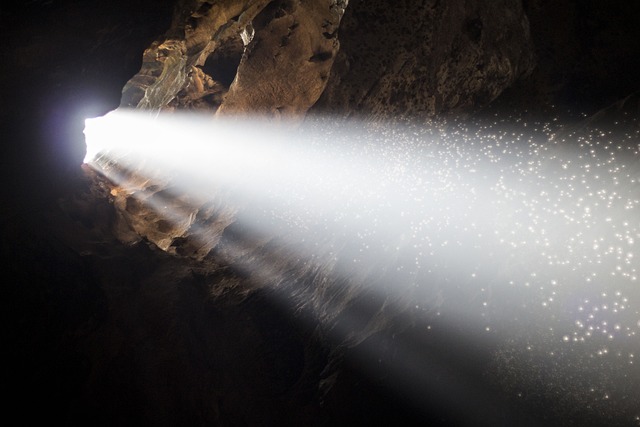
[313,0,536,118]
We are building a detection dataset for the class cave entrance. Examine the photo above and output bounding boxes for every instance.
[201,34,245,89]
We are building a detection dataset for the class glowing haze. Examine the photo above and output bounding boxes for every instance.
[84,109,640,424]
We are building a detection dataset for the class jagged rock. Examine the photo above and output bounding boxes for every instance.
[120,0,346,117]
[106,0,536,267]
[120,0,270,110]
[217,0,347,117]
[105,0,536,262]
[314,0,536,118]
[3,1,640,426]
[70,2,537,419]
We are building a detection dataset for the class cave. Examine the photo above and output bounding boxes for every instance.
[1,1,639,426]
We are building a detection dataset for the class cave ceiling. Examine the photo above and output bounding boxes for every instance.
[95,0,537,261]
[2,1,639,426]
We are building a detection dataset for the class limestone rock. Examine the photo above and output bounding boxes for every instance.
[313,0,536,118]
[5,1,640,426]
[106,0,535,259]
[217,0,347,117]
[120,0,347,117]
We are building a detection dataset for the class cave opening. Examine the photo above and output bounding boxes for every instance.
[201,36,244,89]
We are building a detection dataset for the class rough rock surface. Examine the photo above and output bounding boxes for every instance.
[313,0,536,118]
[217,0,347,116]
[120,0,347,118]
[119,0,535,119]
[2,0,640,426]
[107,0,537,279]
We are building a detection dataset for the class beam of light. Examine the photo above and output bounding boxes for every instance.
[84,109,640,424]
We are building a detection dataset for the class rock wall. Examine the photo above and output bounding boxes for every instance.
[314,0,536,118]
[3,0,639,426]
[106,0,537,266]
[120,0,347,118]
[118,0,535,118]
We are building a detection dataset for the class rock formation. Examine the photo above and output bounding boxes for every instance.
[315,0,536,118]
[120,0,347,117]
[101,0,536,263]
[2,1,639,426]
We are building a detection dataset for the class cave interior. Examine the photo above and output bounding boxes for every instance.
[1,1,639,426]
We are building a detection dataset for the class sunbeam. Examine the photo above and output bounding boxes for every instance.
[84,109,640,424]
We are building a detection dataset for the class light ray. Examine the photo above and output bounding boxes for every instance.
[84,109,640,423]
